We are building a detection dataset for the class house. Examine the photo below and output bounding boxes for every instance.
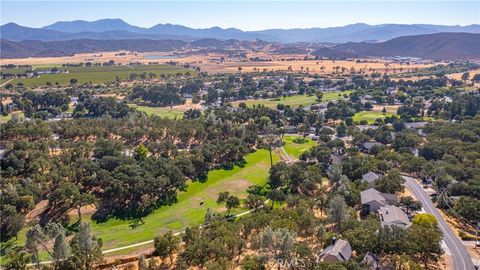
[362,171,382,186]
[330,154,342,165]
[319,239,352,262]
[363,252,379,269]
[360,141,384,153]
[405,122,429,136]
[311,103,328,111]
[308,134,320,141]
[284,126,297,134]
[405,122,428,130]
[71,97,79,105]
[360,188,398,213]
[357,125,379,131]
[320,126,335,133]
[378,205,411,228]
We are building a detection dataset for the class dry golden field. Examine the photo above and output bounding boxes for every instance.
[1,50,437,75]
[447,68,480,80]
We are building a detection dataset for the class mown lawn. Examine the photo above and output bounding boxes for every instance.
[130,104,185,119]
[0,112,24,122]
[7,65,189,88]
[88,149,279,250]
[233,91,351,109]
[283,135,317,159]
[352,111,394,124]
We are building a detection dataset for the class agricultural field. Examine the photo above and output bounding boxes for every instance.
[1,50,438,75]
[352,110,394,124]
[2,64,190,88]
[216,59,436,74]
[232,91,351,109]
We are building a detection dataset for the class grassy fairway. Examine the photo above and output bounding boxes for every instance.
[283,135,317,159]
[131,104,185,119]
[89,149,279,250]
[9,131,316,257]
[0,112,25,122]
[352,111,394,124]
[7,65,189,88]
[233,91,351,109]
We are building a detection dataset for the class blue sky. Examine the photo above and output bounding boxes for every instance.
[1,1,479,30]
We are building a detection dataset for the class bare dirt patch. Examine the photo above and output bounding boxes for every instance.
[26,199,48,223]
[372,105,399,114]
[67,204,97,217]
[169,98,203,112]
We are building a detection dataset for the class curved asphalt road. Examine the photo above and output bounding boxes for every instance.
[403,175,475,270]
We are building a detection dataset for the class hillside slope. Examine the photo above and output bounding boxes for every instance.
[312,33,480,60]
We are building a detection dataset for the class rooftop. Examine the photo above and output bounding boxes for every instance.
[379,205,410,228]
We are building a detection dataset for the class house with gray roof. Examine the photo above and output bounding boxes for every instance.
[360,141,384,153]
[361,188,398,213]
[405,122,429,136]
[405,122,429,129]
[362,171,382,186]
[378,205,411,228]
[319,239,352,262]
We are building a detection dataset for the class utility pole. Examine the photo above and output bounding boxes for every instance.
[476,222,479,248]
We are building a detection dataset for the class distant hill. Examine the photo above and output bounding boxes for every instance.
[312,33,480,60]
[43,18,143,33]
[0,38,276,58]
[2,19,480,43]
[0,39,186,58]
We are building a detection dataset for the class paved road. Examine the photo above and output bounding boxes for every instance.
[403,175,475,270]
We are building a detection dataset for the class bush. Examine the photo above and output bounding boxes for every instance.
[293,137,307,144]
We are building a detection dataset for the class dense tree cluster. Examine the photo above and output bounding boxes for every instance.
[0,111,257,240]
[13,91,71,119]
[420,117,480,225]
[74,96,133,118]
[129,83,185,107]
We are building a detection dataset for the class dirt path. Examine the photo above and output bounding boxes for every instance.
[0,79,14,87]
[280,146,293,163]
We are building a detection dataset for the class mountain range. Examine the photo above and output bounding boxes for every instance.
[2,32,480,60]
[0,38,273,58]
[2,19,480,43]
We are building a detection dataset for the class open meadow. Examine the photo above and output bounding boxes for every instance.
[282,135,317,159]
[352,110,394,124]
[232,91,351,109]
